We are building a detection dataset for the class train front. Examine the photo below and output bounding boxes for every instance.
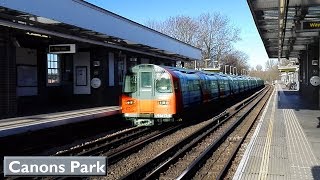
[121,64,176,126]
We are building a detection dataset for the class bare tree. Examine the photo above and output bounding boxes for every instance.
[256,64,263,71]
[145,13,241,69]
[220,50,249,74]
[197,13,240,67]
[146,16,199,45]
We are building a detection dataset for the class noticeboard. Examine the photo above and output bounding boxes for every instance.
[17,65,37,87]
[76,66,87,86]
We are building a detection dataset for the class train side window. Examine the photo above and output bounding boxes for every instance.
[188,80,194,91]
[194,80,200,90]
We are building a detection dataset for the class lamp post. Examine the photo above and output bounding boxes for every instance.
[204,58,210,68]
[229,66,233,75]
[213,60,219,68]
[243,69,247,76]
[224,65,229,74]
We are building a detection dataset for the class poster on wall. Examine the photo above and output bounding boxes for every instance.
[17,65,37,87]
[76,66,87,86]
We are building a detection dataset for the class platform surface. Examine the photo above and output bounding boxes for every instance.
[0,106,120,138]
[233,84,320,180]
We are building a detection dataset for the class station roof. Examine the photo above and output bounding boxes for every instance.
[248,0,320,59]
[0,0,201,61]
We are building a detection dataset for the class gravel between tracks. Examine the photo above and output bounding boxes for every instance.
[54,127,138,155]
[102,119,217,180]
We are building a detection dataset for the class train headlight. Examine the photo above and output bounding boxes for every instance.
[158,100,169,105]
[126,100,135,105]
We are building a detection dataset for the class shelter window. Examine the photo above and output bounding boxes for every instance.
[47,54,60,86]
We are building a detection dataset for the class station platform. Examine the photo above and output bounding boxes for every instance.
[234,84,320,180]
[0,106,120,138]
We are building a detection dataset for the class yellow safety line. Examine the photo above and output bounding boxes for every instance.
[258,88,276,180]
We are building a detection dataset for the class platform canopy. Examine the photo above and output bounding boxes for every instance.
[248,0,320,59]
[0,0,201,61]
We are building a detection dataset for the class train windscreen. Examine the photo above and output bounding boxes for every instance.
[123,73,137,93]
[155,72,172,93]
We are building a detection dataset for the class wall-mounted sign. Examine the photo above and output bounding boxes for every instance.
[91,78,101,88]
[312,60,318,66]
[76,66,87,86]
[302,21,320,30]
[49,44,76,54]
[93,61,100,67]
[17,65,37,87]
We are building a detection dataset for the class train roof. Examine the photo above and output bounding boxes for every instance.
[130,64,263,82]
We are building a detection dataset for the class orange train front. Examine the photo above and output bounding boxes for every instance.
[121,64,264,126]
[121,64,179,126]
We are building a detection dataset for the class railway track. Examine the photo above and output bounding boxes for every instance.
[120,86,271,179]
[3,87,269,180]
[55,126,150,156]
[54,124,182,165]
[6,124,182,180]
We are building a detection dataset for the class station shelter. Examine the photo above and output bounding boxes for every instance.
[0,0,201,118]
[248,0,320,108]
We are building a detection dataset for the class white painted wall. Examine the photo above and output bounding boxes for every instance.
[108,52,114,86]
[16,48,38,96]
[73,52,91,94]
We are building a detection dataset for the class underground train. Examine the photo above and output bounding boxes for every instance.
[121,64,264,126]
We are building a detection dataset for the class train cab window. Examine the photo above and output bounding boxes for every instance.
[123,73,137,93]
[156,77,172,93]
[140,72,152,88]
[155,72,172,93]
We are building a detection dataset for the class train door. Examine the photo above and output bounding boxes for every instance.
[138,70,154,113]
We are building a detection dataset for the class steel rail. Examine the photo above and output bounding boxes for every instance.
[55,126,151,156]
[176,86,270,179]
[216,87,272,179]
[122,86,268,179]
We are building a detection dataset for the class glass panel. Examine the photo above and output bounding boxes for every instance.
[123,73,137,93]
[156,74,172,93]
[53,61,57,68]
[47,53,61,85]
[53,54,57,61]
[155,71,172,93]
[140,72,152,88]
